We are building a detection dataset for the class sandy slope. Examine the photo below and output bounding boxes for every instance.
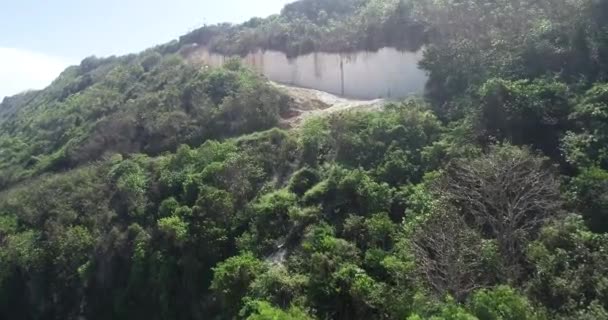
[271,82,386,128]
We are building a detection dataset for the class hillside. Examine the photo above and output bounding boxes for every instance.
[1,0,608,319]
[0,53,293,189]
[178,0,427,57]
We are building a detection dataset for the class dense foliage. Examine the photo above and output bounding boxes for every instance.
[1,0,608,319]
[179,0,427,57]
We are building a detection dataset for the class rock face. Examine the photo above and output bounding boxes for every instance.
[189,46,427,99]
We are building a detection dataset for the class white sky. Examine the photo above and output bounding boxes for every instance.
[0,48,71,99]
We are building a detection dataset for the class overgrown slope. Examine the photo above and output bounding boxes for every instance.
[1,0,608,319]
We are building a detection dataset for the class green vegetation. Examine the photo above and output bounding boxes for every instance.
[0,53,291,189]
[0,0,608,319]
[179,0,427,57]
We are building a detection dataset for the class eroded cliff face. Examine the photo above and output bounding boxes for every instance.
[189,46,427,99]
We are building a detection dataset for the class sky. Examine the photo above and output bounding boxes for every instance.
[0,0,293,99]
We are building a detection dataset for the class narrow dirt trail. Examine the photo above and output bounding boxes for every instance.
[272,82,386,128]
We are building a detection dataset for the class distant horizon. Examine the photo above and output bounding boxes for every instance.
[0,0,293,99]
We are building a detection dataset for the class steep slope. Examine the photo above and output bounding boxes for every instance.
[0,101,445,320]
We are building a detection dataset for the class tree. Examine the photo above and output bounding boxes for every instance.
[298,222,363,319]
[526,215,608,316]
[157,215,188,244]
[248,190,298,255]
[248,265,308,309]
[211,253,267,317]
[468,286,543,320]
[303,166,392,222]
[476,78,571,158]
[564,83,608,169]
[438,145,561,280]
[408,208,490,301]
[568,167,608,233]
[108,158,148,218]
[343,212,397,252]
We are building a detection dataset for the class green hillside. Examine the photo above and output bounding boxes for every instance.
[1,0,608,319]
[0,52,292,189]
[178,0,427,57]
